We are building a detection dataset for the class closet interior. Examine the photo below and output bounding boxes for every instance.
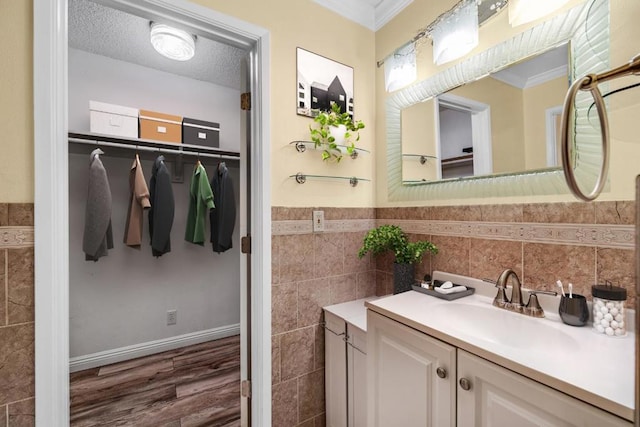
[66,0,247,424]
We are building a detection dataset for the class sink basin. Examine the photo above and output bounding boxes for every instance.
[430,303,580,353]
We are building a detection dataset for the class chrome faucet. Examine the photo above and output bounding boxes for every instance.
[492,269,557,317]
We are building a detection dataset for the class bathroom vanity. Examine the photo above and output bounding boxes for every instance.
[324,298,373,427]
[366,272,635,426]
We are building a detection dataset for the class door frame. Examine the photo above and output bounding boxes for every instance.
[33,1,271,425]
[436,93,493,177]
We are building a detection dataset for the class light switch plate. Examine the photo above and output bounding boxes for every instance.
[313,210,325,232]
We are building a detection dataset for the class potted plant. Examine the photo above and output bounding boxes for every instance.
[309,102,365,162]
[358,224,438,294]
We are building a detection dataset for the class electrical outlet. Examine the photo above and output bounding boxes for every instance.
[312,210,325,232]
[167,309,177,325]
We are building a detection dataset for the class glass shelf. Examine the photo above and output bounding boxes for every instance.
[402,153,437,165]
[402,179,431,185]
[290,141,370,159]
[290,172,370,187]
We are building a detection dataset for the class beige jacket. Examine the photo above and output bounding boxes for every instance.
[124,155,151,247]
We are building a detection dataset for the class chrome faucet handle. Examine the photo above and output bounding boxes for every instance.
[492,282,510,308]
[525,290,558,318]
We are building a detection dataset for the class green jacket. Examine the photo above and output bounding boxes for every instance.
[185,163,215,245]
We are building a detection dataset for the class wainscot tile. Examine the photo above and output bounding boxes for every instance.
[0,405,5,427]
[298,279,330,328]
[0,323,34,406]
[314,233,344,278]
[313,413,326,427]
[272,283,298,335]
[595,201,635,225]
[523,243,595,296]
[523,202,595,224]
[313,324,324,370]
[0,250,5,327]
[298,369,325,422]
[469,239,523,282]
[343,231,371,273]
[597,248,636,309]
[272,335,281,386]
[431,236,470,277]
[480,204,523,222]
[431,205,481,221]
[272,207,312,221]
[280,234,314,284]
[7,248,34,324]
[329,274,357,305]
[272,235,281,285]
[8,398,34,427]
[7,205,33,227]
[272,379,298,427]
[375,271,392,297]
[280,328,314,381]
[356,270,376,299]
[0,204,8,227]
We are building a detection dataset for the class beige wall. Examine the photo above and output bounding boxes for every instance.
[448,78,526,174]
[375,0,640,206]
[401,100,437,182]
[523,76,567,170]
[0,1,33,202]
[0,0,376,207]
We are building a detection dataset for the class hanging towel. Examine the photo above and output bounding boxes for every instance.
[185,162,215,245]
[83,148,114,261]
[124,154,151,247]
[210,162,236,253]
[149,155,175,257]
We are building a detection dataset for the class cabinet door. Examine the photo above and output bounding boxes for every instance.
[348,325,367,427]
[367,311,456,427]
[325,312,347,427]
[457,350,632,427]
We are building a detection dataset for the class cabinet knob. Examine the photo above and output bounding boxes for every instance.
[436,367,447,379]
[459,377,472,391]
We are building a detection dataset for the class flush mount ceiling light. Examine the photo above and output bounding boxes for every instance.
[431,0,479,66]
[150,23,196,61]
[508,0,570,26]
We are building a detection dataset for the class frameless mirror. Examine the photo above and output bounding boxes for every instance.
[387,0,609,201]
[401,44,569,183]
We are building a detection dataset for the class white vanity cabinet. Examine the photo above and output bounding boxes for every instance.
[324,298,372,427]
[325,311,348,427]
[367,311,456,427]
[457,350,631,427]
[367,310,632,427]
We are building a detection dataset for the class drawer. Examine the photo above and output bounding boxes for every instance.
[89,100,138,138]
[182,117,220,147]
[139,109,182,143]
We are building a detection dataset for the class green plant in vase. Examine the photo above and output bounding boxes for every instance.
[309,102,365,162]
[358,224,438,294]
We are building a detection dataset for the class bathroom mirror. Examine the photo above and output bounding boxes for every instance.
[401,44,569,183]
[387,0,609,201]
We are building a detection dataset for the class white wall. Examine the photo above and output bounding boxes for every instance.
[439,107,472,159]
[68,48,241,358]
[68,48,241,152]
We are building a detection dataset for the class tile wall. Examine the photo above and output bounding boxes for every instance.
[0,201,634,427]
[0,204,35,427]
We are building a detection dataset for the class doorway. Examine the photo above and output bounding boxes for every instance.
[435,93,493,179]
[33,1,271,425]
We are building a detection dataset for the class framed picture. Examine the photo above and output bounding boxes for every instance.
[296,47,354,118]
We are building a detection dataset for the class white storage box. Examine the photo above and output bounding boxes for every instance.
[90,101,139,138]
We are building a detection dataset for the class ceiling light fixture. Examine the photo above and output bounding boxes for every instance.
[150,22,195,61]
[431,0,479,66]
[508,0,570,27]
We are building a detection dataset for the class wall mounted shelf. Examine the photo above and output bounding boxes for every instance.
[441,154,473,169]
[402,153,437,165]
[290,141,370,159]
[290,172,370,187]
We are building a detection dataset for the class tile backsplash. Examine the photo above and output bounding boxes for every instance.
[0,203,35,427]
[272,201,636,427]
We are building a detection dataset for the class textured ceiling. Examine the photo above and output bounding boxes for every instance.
[68,0,246,89]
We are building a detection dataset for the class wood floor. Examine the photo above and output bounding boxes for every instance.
[69,335,241,427]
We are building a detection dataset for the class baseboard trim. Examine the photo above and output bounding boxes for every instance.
[69,323,240,373]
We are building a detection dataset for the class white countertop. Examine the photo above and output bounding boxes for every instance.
[366,273,635,422]
[323,297,376,332]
